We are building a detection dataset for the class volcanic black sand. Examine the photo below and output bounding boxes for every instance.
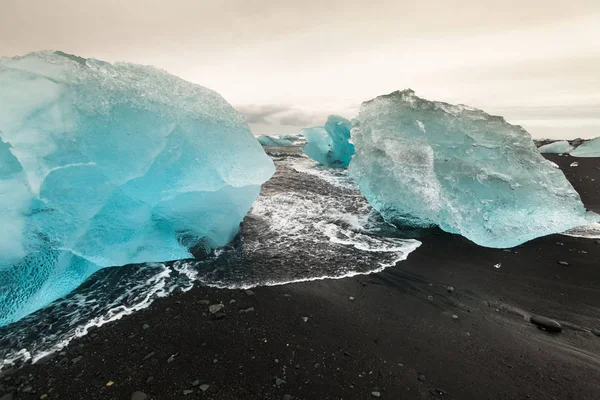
[1,151,600,400]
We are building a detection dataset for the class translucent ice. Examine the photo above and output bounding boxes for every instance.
[537,140,573,154]
[570,137,600,157]
[257,135,295,146]
[0,51,274,326]
[348,89,595,248]
[302,115,354,168]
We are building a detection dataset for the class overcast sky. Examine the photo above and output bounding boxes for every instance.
[1,0,599,138]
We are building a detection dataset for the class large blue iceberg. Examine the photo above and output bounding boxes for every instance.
[537,140,574,154]
[302,115,354,168]
[348,89,595,248]
[570,137,600,157]
[0,51,275,326]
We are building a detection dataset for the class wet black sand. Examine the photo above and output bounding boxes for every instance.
[1,152,600,400]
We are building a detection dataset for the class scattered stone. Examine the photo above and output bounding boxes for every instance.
[209,304,224,314]
[191,380,200,387]
[451,314,459,320]
[131,391,148,400]
[447,286,454,293]
[106,380,114,387]
[418,374,426,382]
[239,307,255,313]
[198,300,210,305]
[22,387,32,394]
[213,312,226,320]
[282,395,292,400]
[146,376,154,384]
[371,391,381,398]
[199,384,210,392]
[40,395,48,400]
[427,295,434,301]
[143,352,155,361]
[302,317,308,322]
[56,358,68,367]
[229,299,236,304]
[245,290,255,296]
[275,378,286,387]
[167,354,177,363]
[349,296,355,301]
[142,324,150,330]
[494,263,501,269]
[530,315,562,333]
[557,261,569,266]
[71,356,82,364]
[183,389,194,395]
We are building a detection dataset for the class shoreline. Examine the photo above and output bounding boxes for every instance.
[1,152,599,399]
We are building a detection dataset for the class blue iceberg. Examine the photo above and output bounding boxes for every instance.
[0,51,275,326]
[570,137,600,157]
[348,90,595,248]
[302,115,354,168]
[257,135,295,146]
[537,140,574,154]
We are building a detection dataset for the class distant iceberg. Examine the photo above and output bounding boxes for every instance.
[570,137,600,157]
[302,115,354,168]
[348,89,595,248]
[538,140,573,154]
[257,135,295,146]
[0,51,274,326]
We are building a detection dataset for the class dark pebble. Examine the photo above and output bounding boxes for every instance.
[131,391,148,400]
[0,393,13,400]
[530,315,562,333]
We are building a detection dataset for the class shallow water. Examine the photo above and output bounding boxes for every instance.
[0,151,420,369]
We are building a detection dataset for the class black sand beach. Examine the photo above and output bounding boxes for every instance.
[1,151,600,400]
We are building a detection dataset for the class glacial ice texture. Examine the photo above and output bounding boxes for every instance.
[302,115,354,168]
[348,89,595,248]
[538,140,574,154]
[0,51,275,326]
[570,137,600,157]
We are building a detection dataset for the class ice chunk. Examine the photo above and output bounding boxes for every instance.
[348,89,595,248]
[570,137,600,157]
[0,51,274,326]
[257,135,295,146]
[537,140,573,154]
[302,115,354,168]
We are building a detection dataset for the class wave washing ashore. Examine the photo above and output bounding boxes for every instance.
[0,151,421,369]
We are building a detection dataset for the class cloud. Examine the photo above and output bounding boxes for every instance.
[236,104,326,127]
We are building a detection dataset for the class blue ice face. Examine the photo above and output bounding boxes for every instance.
[0,51,274,326]
[348,89,597,248]
[302,115,354,168]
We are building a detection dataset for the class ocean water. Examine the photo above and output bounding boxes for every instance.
[0,149,421,369]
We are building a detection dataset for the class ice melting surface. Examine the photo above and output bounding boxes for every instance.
[538,140,574,154]
[0,51,274,326]
[348,89,595,248]
[302,115,354,168]
[570,137,600,157]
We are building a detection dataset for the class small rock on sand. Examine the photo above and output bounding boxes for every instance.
[447,286,454,293]
[199,384,210,392]
[557,261,569,266]
[245,290,255,296]
[131,392,148,400]
[530,315,562,333]
[451,314,459,320]
[282,395,292,400]
[183,389,194,395]
[0,394,13,400]
[239,307,255,313]
[209,304,224,314]
[372,391,381,397]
